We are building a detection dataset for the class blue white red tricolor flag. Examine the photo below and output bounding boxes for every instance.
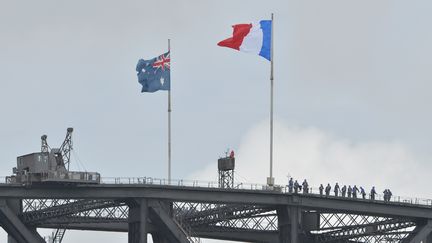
[218,20,272,61]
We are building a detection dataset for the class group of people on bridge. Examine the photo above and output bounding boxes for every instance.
[287,178,393,202]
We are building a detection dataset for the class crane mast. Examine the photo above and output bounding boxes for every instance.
[59,128,73,171]
[41,135,50,153]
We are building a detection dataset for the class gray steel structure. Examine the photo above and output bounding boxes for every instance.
[8,128,100,186]
[1,183,432,243]
[218,156,235,189]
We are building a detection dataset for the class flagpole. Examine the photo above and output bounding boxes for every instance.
[267,13,275,187]
[168,39,172,185]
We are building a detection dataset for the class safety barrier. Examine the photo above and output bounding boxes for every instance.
[99,177,432,207]
[1,176,431,207]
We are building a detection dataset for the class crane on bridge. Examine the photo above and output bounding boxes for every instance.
[8,127,100,185]
[7,128,100,243]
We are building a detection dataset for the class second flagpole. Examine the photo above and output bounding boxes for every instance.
[168,39,172,184]
[267,13,275,187]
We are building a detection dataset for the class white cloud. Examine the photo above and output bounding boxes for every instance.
[190,120,428,199]
[186,120,429,243]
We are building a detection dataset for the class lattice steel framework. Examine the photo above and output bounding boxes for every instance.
[313,213,417,242]
[22,199,128,225]
[218,171,234,189]
[18,199,425,243]
[174,202,278,231]
[217,156,235,189]
[59,128,73,171]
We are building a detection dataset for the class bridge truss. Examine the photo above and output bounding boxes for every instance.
[0,183,431,243]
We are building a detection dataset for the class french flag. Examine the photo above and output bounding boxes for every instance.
[218,20,272,61]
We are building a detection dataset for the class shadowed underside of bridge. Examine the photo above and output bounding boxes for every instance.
[1,184,432,243]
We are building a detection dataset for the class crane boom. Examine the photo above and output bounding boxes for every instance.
[59,128,73,171]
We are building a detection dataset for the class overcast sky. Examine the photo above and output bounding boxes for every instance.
[1,0,432,242]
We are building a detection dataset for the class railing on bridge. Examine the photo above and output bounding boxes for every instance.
[99,177,432,207]
[100,177,271,191]
[2,176,432,207]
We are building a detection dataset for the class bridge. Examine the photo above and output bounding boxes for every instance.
[0,177,431,243]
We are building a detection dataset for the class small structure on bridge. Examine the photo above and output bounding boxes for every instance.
[218,150,235,188]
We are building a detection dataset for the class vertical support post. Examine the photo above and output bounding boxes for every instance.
[290,206,299,243]
[168,39,172,184]
[128,199,148,243]
[277,206,290,243]
[139,199,149,243]
[267,13,275,186]
[7,199,20,243]
[151,233,169,243]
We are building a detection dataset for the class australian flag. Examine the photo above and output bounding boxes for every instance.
[136,51,170,92]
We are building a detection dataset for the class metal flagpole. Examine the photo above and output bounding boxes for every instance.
[168,39,172,184]
[267,13,275,187]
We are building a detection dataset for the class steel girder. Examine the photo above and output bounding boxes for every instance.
[7,190,432,243]
[0,199,45,243]
[193,226,278,243]
[22,199,126,224]
[19,199,427,243]
[314,215,416,242]
[173,202,277,230]
[147,200,197,243]
[1,184,432,219]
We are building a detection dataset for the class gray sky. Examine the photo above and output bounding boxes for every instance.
[1,0,432,242]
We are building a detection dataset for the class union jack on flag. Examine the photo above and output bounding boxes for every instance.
[152,52,170,72]
[136,51,171,93]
